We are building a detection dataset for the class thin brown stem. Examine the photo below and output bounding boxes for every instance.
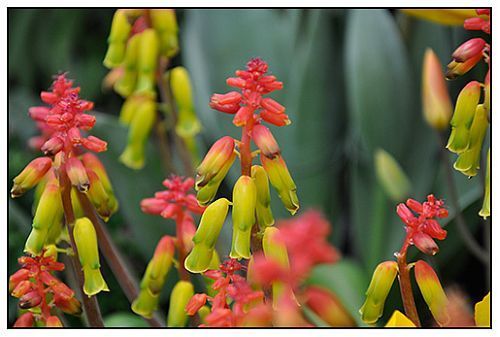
[58,169,104,327]
[76,192,165,327]
[155,118,177,175]
[438,134,489,265]
[395,247,421,327]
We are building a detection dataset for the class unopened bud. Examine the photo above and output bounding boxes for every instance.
[135,29,159,94]
[233,106,254,127]
[479,148,490,219]
[13,312,34,327]
[251,165,274,228]
[375,149,411,201]
[452,38,486,63]
[11,157,52,198]
[66,157,89,192]
[413,232,439,255]
[114,33,141,97]
[453,104,488,177]
[261,154,299,215]
[19,290,43,309]
[422,49,453,130]
[260,109,291,127]
[11,280,32,298]
[446,81,481,153]
[252,124,281,158]
[185,293,208,316]
[45,316,63,327]
[359,261,398,324]
[184,198,231,273]
[56,295,82,316]
[230,176,257,259]
[446,52,483,80]
[304,286,355,327]
[73,217,109,296]
[414,260,449,326]
[167,281,194,327]
[385,310,416,327]
[86,169,113,221]
[81,136,107,153]
[120,97,156,169]
[150,9,179,57]
[132,236,175,318]
[25,176,63,256]
[103,10,132,68]
[9,269,30,292]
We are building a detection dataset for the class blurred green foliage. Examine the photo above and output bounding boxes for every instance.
[8,9,489,327]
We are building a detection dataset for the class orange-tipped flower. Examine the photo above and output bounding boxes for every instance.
[414,260,449,326]
[66,157,90,192]
[230,175,257,259]
[422,49,453,130]
[359,261,398,324]
[304,286,356,327]
[45,316,63,327]
[261,154,299,215]
[252,124,281,158]
[13,312,34,327]
[11,157,52,198]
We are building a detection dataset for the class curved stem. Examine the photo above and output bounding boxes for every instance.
[396,243,421,327]
[58,169,104,327]
[76,192,165,327]
[438,134,489,265]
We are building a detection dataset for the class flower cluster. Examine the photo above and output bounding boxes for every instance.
[184,58,299,274]
[103,9,201,169]
[132,176,205,323]
[396,194,448,255]
[9,251,82,327]
[186,259,267,327]
[360,195,450,326]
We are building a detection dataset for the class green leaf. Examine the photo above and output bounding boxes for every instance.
[104,312,149,327]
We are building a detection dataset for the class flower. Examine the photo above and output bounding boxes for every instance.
[9,251,82,327]
[167,281,194,327]
[396,194,448,255]
[209,58,289,127]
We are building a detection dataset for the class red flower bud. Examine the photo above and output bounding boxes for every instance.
[81,135,107,152]
[396,203,416,227]
[13,312,34,327]
[452,38,486,63]
[260,109,291,127]
[252,124,281,158]
[9,269,30,292]
[19,290,43,309]
[226,77,247,88]
[45,316,63,327]
[424,219,447,240]
[41,136,64,155]
[413,232,439,256]
[186,293,208,315]
[141,198,169,215]
[28,106,50,122]
[11,280,32,298]
[67,127,82,145]
[75,113,96,130]
[233,106,254,127]
[260,98,285,114]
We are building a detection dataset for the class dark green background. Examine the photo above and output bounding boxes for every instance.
[8,9,490,327]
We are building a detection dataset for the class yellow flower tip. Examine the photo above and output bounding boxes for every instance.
[414,260,449,326]
[479,149,490,219]
[167,281,194,327]
[82,266,110,297]
[374,148,411,201]
[474,292,490,327]
[184,244,214,274]
[131,288,159,319]
[401,9,478,26]
[359,261,398,324]
[385,310,416,327]
[422,48,453,131]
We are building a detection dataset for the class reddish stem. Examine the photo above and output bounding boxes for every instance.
[240,118,254,177]
[175,211,190,281]
[396,237,421,327]
[58,168,104,327]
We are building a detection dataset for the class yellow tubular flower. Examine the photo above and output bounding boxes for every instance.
[474,292,490,327]
[11,157,52,198]
[184,198,231,273]
[135,29,159,95]
[414,260,449,326]
[479,148,490,219]
[167,281,194,327]
[119,96,156,170]
[150,9,179,57]
[25,175,63,256]
[385,310,416,327]
[103,10,132,68]
[401,9,478,26]
[374,149,411,202]
[230,176,257,259]
[251,165,274,228]
[73,217,109,296]
[114,33,141,98]
[359,261,398,324]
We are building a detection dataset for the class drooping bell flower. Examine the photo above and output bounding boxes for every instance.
[359,261,398,324]
[73,217,109,296]
[184,198,231,273]
[230,176,257,260]
[11,157,52,198]
[414,260,449,326]
[103,10,132,68]
[251,165,274,228]
[150,9,179,58]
